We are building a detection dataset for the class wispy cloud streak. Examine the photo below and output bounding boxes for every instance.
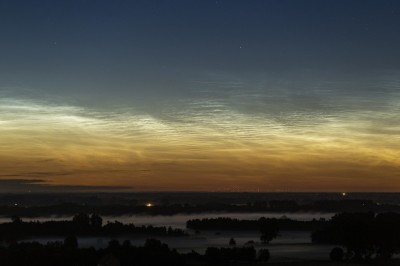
[0,90,399,191]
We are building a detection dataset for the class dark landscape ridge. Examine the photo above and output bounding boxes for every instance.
[2,192,400,204]
[1,212,400,265]
[0,192,399,217]
[1,194,400,265]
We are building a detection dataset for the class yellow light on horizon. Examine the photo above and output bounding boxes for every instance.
[145,203,153,207]
[2,98,400,192]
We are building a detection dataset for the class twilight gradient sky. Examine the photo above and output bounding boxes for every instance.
[1,0,400,192]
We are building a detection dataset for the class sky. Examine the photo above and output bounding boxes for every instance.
[0,0,400,192]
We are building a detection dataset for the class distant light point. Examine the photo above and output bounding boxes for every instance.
[145,202,153,207]
[342,192,346,196]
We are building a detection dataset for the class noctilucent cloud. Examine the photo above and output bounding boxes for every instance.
[1,0,400,192]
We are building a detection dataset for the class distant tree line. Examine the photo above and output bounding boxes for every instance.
[312,212,400,261]
[186,216,327,231]
[0,213,185,242]
[204,246,260,264]
[1,199,399,217]
[188,217,285,244]
[0,238,183,266]
[0,237,269,266]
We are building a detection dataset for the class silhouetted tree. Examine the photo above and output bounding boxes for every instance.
[122,240,132,248]
[72,213,90,227]
[10,215,21,224]
[205,247,256,264]
[90,213,103,228]
[64,235,78,249]
[108,239,121,250]
[257,249,270,262]
[258,217,279,244]
[370,212,400,259]
[0,238,187,266]
[330,247,344,262]
[313,212,400,261]
[229,238,236,246]
[144,238,169,251]
[98,253,120,266]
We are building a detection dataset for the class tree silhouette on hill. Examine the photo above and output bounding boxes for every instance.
[313,212,400,261]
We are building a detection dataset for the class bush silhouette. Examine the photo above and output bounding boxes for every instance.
[313,212,400,261]
[64,235,78,249]
[330,247,344,261]
[258,248,270,262]
[258,217,279,244]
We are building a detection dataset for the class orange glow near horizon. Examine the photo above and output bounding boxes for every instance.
[0,98,399,192]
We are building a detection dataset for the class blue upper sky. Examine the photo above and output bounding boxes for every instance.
[1,0,400,106]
